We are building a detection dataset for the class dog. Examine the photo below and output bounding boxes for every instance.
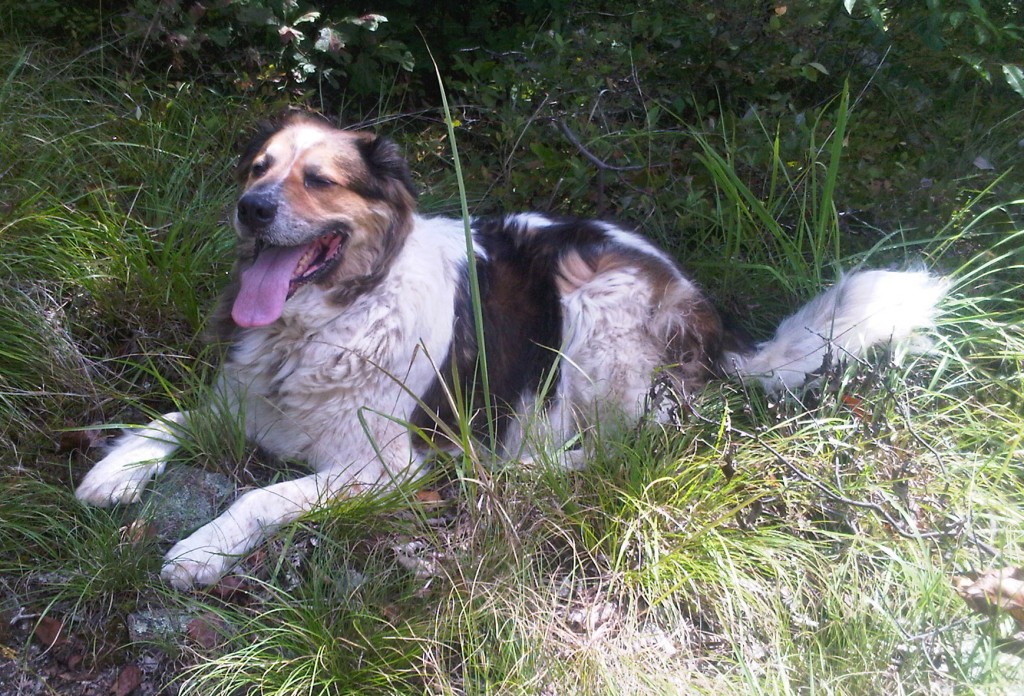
[75,111,947,590]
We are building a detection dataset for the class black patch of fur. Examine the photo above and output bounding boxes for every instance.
[205,270,243,346]
[353,136,418,202]
[719,314,756,357]
[412,216,575,450]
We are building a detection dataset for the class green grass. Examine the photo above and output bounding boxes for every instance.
[2,33,1024,696]
[685,86,851,294]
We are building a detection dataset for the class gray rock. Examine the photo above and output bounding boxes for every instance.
[136,464,235,542]
[126,608,193,644]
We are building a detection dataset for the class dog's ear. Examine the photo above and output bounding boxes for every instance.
[357,135,418,201]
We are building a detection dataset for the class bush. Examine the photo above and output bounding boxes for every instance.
[114,0,567,111]
[845,0,1024,98]
[118,1,414,107]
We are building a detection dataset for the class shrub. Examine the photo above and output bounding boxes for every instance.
[117,1,414,107]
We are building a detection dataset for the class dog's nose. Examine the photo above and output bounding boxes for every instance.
[237,192,278,232]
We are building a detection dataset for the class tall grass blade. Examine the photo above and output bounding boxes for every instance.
[426,46,496,452]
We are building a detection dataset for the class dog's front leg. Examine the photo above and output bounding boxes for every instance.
[76,411,188,506]
[160,470,365,590]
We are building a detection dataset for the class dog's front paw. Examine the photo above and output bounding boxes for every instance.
[75,453,161,507]
[161,523,241,590]
[158,477,308,590]
[75,414,184,507]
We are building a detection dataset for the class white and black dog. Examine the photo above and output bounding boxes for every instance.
[75,111,947,589]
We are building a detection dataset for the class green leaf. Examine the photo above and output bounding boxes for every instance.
[960,54,992,83]
[235,6,277,26]
[1002,64,1024,99]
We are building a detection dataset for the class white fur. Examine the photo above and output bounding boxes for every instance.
[724,269,949,390]
[598,220,684,275]
[76,412,186,505]
[159,217,468,588]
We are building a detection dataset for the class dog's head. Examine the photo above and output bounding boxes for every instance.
[228,111,417,328]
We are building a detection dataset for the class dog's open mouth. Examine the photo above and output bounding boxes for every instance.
[232,231,347,328]
[287,231,347,291]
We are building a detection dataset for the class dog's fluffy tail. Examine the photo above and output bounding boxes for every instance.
[722,269,949,391]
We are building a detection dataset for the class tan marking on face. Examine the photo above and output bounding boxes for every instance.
[244,122,381,232]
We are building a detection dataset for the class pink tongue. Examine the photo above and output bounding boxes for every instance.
[232,244,310,327]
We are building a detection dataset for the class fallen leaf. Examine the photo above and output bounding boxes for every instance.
[954,567,1024,628]
[33,615,66,649]
[973,156,996,171]
[246,547,268,572]
[415,489,445,504]
[207,574,248,600]
[111,663,142,696]
[380,603,402,622]
[58,428,104,453]
[841,394,867,420]
[59,668,99,682]
[187,614,224,650]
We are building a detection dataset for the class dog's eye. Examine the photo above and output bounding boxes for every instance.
[251,159,270,178]
[304,172,335,189]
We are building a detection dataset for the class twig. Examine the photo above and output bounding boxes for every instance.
[687,399,944,542]
[753,435,943,540]
[556,120,644,172]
